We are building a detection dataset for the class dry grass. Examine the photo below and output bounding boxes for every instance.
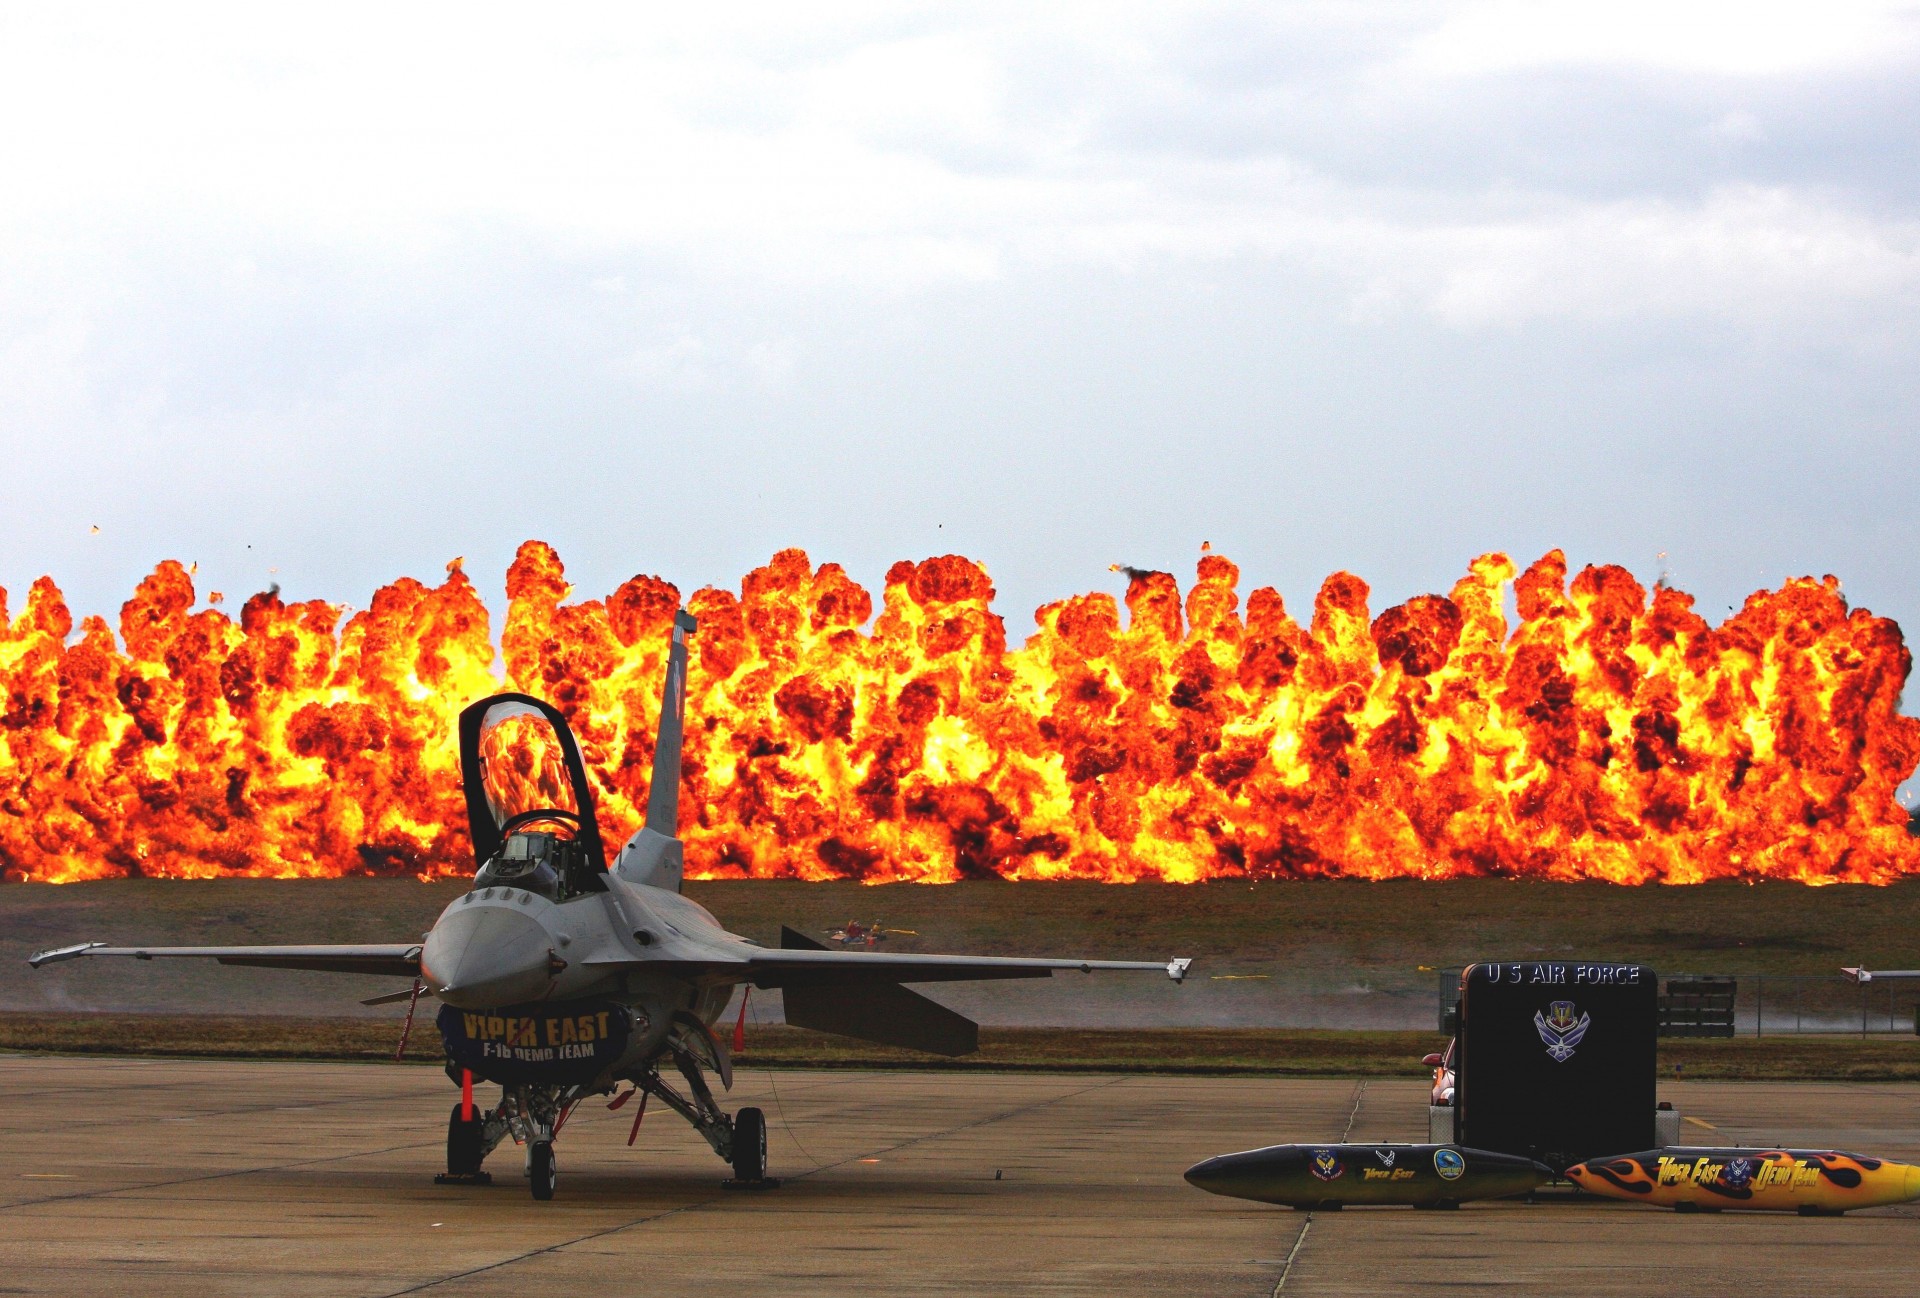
[13,876,1920,979]
[5,1013,1917,1080]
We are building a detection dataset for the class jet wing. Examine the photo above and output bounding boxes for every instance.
[736,949,1192,987]
[705,926,1191,989]
[28,942,422,978]
[692,928,1191,1058]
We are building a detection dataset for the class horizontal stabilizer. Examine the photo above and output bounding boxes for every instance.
[782,978,979,1057]
[780,925,829,951]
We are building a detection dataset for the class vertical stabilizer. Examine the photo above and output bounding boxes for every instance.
[614,608,697,891]
[647,609,696,833]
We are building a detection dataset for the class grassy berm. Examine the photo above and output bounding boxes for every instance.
[11,876,1920,975]
[2,1015,1915,1081]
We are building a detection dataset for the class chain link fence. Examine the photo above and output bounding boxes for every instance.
[1435,969,1920,1037]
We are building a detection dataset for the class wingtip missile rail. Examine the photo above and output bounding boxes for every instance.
[1840,967,1920,983]
[26,942,105,968]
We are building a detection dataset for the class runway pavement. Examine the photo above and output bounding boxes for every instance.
[2,1055,1917,1296]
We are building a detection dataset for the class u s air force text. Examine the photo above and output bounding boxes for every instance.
[1481,963,1641,986]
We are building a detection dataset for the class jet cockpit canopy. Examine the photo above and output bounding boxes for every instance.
[458,693,608,898]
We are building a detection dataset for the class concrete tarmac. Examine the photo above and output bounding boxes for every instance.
[2,1055,1917,1296]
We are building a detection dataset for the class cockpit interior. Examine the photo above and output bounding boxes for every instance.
[474,821,604,901]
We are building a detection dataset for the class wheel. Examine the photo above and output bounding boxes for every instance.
[447,1103,484,1176]
[731,1107,767,1182]
[530,1141,557,1200]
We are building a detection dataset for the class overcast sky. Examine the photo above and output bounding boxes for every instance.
[2,4,1916,792]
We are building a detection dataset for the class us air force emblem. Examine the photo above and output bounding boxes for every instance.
[1375,1149,1396,1167]
[1310,1149,1343,1182]
[1533,1000,1591,1063]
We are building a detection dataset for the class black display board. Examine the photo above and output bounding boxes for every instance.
[1455,961,1655,1171]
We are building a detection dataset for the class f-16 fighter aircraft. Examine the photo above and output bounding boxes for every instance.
[31,609,1191,1200]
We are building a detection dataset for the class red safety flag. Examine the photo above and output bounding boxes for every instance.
[394,978,425,1062]
[732,987,751,1055]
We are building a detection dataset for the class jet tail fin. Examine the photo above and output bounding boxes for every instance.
[614,608,697,892]
[646,609,697,835]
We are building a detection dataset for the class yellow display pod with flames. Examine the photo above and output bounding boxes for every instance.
[1565,1148,1920,1215]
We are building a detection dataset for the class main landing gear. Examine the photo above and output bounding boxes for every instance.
[438,1061,776,1200]
[731,1106,767,1183]
[441,1101,492,1185]
[639,1039,780,1190]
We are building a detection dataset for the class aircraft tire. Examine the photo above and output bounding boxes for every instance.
[447,1104,484,1176]
[530,1141,557,1200]
[732,1107,767,1182]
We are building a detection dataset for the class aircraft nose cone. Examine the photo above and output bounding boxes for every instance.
[422,901,557,1009]
[1184,1156,1226,1193]
[1184,1153,1253,1198]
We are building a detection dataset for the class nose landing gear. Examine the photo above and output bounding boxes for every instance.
[529,1140,557,1200]
[436,1080,573,1199]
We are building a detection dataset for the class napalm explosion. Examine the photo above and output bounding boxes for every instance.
[1,542,1914,885]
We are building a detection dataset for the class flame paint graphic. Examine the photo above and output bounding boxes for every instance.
[1,543,1914,884]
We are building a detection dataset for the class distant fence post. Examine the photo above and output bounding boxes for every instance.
[1658,976,1737,1038]
[1420,970,1920,1037]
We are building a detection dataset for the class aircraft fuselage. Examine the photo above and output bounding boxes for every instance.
[422,873,741,1068]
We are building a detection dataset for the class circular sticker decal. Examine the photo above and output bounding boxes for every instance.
[1434,1148,1466,1181]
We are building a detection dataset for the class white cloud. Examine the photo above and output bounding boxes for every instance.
[1701,110,1769,145]
[0,4,1917,658]
[1,3,1915,333]
[1406,0,1920,78]
[621,333,711,392]
[1348,186,1920,327]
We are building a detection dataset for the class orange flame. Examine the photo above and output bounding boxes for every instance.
[2,543,1914,884]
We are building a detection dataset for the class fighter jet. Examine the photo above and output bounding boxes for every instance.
[31,609,1191,1200]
